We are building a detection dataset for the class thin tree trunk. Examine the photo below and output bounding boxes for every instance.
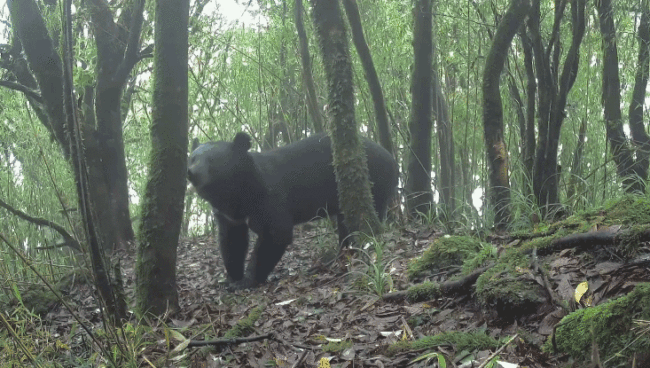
[433,65,455,220]
[597,0,643,193]
[405,0,434,216]
[629,0,650,190]
[311,0,381,235]
[482,0,530,231]
[296,0,325,133]
[342,0,394,156]
[521,29,536,186]
[508,75,527,195]
[135,0,189,316]
[567,118,587,204]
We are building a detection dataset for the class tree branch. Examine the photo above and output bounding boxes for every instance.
[0,79,43,102]
[188,333,274,348]
[0,198,81,251]
[114,0,146,85]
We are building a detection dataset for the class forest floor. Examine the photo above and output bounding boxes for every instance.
[32,219,650,367]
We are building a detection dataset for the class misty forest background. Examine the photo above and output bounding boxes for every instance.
[1,0,650,364]
[3,0,649,250]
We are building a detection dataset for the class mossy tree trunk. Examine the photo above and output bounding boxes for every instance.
[342,0,394,156]
[311,0,381,236]
[135,0,189,316]
[482,0,530,231]
[596,0,644,194]
[405,0,434,217]
[5,0,145,251]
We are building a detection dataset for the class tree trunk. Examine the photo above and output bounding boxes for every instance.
[432,64,455,221]
[6,0,145,251]
[530,0,586,215]
[629,0,650,191]
[596,0,643,193]
[482,0,530,231]
[405,0,434,216]
[135,0,189,316]
[567,118,587,205]
[296,0,325,133]
[508,74,528,196]
[62,0,126,323]
[520,29,536,186]
[342,0,394,156]
[311,0,381,235]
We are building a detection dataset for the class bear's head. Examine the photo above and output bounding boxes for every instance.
[188,132,264,221]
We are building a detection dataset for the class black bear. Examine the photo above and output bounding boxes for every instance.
[188,132,398,288]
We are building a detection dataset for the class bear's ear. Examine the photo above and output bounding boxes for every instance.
[191,138,200,152]
[233,132,252,152]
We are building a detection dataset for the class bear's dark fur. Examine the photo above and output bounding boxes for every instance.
[188,132,398,288]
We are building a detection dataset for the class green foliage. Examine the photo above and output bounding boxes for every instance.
[349,237,398,297]
[412,350,447,366]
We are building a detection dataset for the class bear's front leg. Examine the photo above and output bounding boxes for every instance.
[245,217,294,286]
[216,214,250,283]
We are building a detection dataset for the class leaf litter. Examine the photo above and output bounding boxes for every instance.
[33,221,650,367]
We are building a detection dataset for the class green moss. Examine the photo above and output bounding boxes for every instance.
[476,263,546,319]
[406,281,441,303]
[408,236,486,279]
[223,305,265,338]
[617,224,650,256]
[461,243,498,274]
[599,195,650,225]
[545,283,650,365]
[387,331,499,356]
[519,195,650,255]
[322,340,353,353]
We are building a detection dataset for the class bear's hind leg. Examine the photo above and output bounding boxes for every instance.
[217,215,250,282]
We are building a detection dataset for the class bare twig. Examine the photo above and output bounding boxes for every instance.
[188,333,274,348]
[477,333,518,368]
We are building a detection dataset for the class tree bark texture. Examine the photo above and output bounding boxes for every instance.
[311,0,381,235]
[597,0,644,194]
[482,0,530,231]
[63,0,126,323]
[296,0,325,133]
[628,0,650,191]
[135,0,189,316]
[531,0,586,214]
[405,0,434,216]
[88,0,145,246]
[342,0,394,156]
[6,0,146,251]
